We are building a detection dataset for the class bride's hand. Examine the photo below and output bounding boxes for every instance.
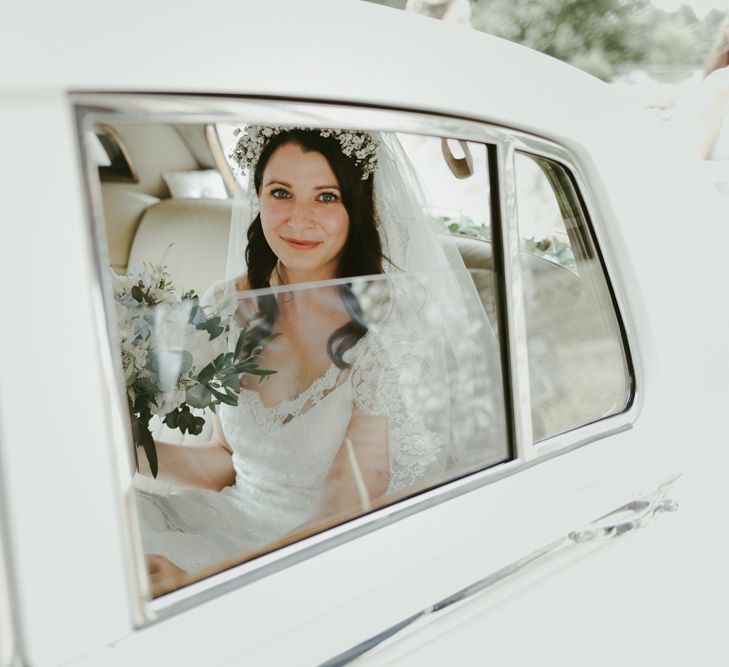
[136,414,235,492]
[147,554,189,591]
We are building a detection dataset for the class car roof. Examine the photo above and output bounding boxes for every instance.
[3,0,633,146]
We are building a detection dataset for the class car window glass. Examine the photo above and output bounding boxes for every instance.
[86,120,510,595]
[398,135,500,330]
[514,151,631,441]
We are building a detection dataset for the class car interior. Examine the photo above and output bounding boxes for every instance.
[90,120,587,483]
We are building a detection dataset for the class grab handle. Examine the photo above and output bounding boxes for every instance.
[568,475,680,544]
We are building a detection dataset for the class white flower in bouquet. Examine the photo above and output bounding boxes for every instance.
[120,336,149,387]
[152,389,187,418]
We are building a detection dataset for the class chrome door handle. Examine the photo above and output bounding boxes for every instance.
[568,475,680,544]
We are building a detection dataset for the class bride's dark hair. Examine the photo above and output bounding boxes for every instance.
[244,129,384,368]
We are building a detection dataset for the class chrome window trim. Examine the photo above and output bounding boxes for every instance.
[494,137,536,463]
[71,93,638,622]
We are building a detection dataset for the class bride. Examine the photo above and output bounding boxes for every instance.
[137,125,498,590]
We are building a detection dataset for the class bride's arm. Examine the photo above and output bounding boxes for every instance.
[312,406,390,520]
[136,413,235,491]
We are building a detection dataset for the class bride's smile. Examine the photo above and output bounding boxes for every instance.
[259,142,349,283]
[280,235,322,250]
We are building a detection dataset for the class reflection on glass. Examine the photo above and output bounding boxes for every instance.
[131,273,507,593]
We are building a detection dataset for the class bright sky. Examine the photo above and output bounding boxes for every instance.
[650,0,727,18]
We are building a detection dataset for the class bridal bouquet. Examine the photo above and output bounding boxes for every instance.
[112,265,274,477]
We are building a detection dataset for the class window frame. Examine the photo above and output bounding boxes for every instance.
[506,132,638,458]
[72,93,639,623]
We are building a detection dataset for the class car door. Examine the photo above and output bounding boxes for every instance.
[2,3,729,665]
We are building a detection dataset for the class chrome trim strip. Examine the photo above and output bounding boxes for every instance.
[495,138,535,462]
[69,93,523,146]
[324,468,671,666]
[70,93,640,622]
[320,535,571,666]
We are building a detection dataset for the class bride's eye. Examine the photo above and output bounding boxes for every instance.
[271,188,291,200]
[318,192,339,203]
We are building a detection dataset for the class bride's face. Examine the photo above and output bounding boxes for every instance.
[259,142,349,281]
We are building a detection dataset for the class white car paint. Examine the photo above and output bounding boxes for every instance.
[1,1,728,665]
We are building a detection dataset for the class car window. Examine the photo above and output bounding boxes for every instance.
[398,135,500,329]
[514,151,632,441]
[86,118,510,595]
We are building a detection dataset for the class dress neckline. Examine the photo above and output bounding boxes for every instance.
[241,361,342,411]
[237,361,352,431]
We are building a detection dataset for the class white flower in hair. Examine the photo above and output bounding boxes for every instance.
[229,126,379,180]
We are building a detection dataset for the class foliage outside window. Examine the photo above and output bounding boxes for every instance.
[365,0,727,81]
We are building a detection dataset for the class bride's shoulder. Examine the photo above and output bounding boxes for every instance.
[348,314,424,372]
[235,275,251,292]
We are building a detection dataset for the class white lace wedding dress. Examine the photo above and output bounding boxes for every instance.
[136,279,449,573]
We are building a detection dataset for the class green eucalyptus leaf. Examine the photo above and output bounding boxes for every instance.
[259,332,281,350]
[178,349,194,376]
[197,315,224,340]
[163,409,179,429]
[247,368,277,377]
[186,383,212,409]
[234,328,247,359]
[197,362,216,383]
[177,409,193,433]
[135,376,159,398]
[222,374,241,390]
[139,426,158,478]
[186,302,199,324]
[208,386,238,406]
[189,416,205,436]
[131,285,146,303]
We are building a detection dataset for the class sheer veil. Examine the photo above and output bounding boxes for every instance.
[372,132,505,476]
[224,128,505,486]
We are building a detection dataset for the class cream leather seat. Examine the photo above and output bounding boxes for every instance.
[126,197,234,297]
[102,188,161,274]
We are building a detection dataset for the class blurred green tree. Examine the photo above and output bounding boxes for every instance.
[645,12,702,66]
[470,0,650,80]
[363,0,728,81]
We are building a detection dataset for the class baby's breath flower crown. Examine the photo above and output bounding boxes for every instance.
[229,125,379,180]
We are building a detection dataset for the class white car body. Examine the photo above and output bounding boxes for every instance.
[1,1,728,665]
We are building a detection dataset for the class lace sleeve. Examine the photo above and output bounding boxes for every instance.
[350,325,449,493]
